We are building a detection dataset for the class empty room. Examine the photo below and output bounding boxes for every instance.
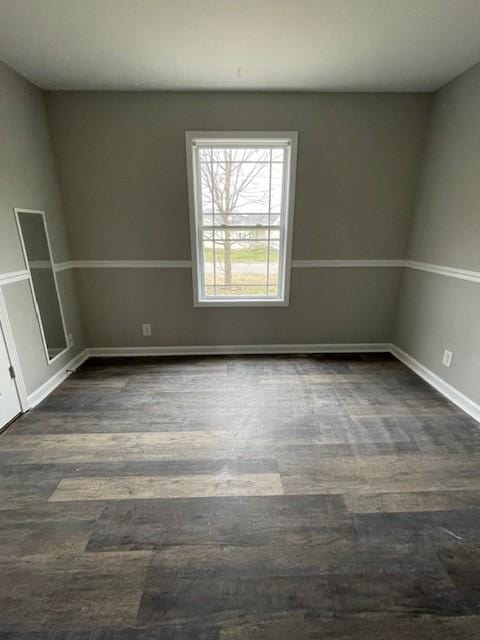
[1,0,480,637]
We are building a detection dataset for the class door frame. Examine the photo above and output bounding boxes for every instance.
[0,286,29,414]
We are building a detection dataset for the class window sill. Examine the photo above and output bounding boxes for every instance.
[194,298,290,308]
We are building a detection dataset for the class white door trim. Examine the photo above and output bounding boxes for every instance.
[0,287,29,413]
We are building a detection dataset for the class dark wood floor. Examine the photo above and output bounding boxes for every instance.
[1,353,480,639]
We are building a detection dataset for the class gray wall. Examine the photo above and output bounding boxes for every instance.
[29,268,66,351]
[2,65,476,407]
[395,63,480,405]
[46,91,430,347]
[74,267,403,347]
[0,61,85,394]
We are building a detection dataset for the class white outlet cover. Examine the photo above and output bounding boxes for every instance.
[442,349,453,367]
[142,323,152,336]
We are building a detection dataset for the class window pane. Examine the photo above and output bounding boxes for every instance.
[202,241,215,288]
[205,283,276,298]
[231,161,271,213]
[211,284,269,297]
[200,161,271,214]
[231,249,269,285]
[266,240,280,287]
[205,229,280,242]
[201,238,283,297]
[271,148,285,162]
[202,213,277,227]
[270,161,284,214]
[198,148,213,163]
[192,137,293,303]
[217,240,267,281]
[199,178,213,213]
[199,148,272,163]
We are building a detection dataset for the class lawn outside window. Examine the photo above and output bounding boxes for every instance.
[186,131,298,307]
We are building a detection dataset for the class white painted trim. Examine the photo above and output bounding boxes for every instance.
[405,260,480,284]
[24,259,480,287]
[293,259,479,283]
[68,260,192,269]
[27,349,89,408]
[11,208,44,215]
[0,269,30,285]
[87,343,390,357]
[54,261,76,272]
[0,288,29,412]
[282,133,298,308]
[13,341,480,425]
[56,259,404,270]
[192,299,290,308]
[390,344,480,424]
[292,259,405,268]
[14,208,70,364]
[87,343,479,425]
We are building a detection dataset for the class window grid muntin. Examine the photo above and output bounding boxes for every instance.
[194,140,289,301]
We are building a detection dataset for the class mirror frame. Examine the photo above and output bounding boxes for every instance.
[14,208,69,364]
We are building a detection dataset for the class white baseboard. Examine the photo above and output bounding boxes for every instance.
[390,344,480,423]
[27,349,89,408]
[24,343,479,425]
[87,343,390,357]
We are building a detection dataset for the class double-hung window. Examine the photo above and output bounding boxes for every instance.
[186,132,298,306]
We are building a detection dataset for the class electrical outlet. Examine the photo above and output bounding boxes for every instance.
[67,333,74,347]
[442,349,453,368]
[142,323,152,337]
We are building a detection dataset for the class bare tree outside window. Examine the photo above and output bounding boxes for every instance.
[198,146,284,297]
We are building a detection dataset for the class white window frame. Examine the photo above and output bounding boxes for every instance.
[185,131,298,307]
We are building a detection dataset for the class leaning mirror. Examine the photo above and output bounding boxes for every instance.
[15,209,68,361]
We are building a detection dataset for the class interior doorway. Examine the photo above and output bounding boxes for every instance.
[0,316,22,430]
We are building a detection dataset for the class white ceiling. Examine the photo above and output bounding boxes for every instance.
[1,0,480,92]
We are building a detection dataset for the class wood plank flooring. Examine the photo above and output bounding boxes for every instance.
[1,353,480,638]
